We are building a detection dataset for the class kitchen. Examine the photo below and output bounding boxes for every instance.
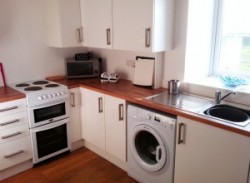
[0,0,250,183]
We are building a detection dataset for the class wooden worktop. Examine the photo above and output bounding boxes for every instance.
[0,86,25,103]
[46,76,250,137]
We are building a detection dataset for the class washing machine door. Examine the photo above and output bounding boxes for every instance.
[129,124,167,172]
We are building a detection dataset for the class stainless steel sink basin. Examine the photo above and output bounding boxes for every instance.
[204,104,250,126]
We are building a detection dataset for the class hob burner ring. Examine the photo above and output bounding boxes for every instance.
[24,86,42,91]
[15,83,30,87]
[45,84,59,88]
[33,80,49,85]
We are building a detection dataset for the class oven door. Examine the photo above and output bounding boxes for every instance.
[30,118,71,164]
[28,99,69,128]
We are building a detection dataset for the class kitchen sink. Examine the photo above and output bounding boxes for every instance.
[203,104,250,126]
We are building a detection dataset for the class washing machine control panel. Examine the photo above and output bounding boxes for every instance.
[153,114,176,128]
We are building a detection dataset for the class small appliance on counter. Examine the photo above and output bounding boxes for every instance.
[100,72,119,83]
[65,57,102,79]
[168,79,180,95]
[133,56,155,87]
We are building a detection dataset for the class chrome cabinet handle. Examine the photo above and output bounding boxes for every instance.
[80,27,84,42]
[145,28,151,47]
[118,104,124,121]
[1,131,22,139]
[4,150,24,158]
[247,160,250,183]
[178,123,185,144]
[76,27,84,43]
[0,119,20,126]
[70,92,75,107]
[98,97,103,113]
[0,106,18,113]
[76,28,81,43]
[106,28,111,45]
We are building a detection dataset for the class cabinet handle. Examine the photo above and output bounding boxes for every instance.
[247,160,250,183]
[145,28,151,47]
[1,131,22,139]
[178,123,185,144]
[0,106,18,113]
[98,97,103,113]
[106,28,111,45]
[4,150,24,158]
[80,27,84,42]
[0,119,20,126]
[118,104,124,121]
[76,27,84,43]
[77,28,81,43]
[70,92,75,107]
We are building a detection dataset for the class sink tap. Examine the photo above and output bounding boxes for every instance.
[215,90,236,104]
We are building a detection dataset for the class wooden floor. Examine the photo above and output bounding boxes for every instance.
[0,148,137,183]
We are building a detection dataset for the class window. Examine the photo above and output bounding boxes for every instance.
[184,0,250,89]
[212,0,250,77]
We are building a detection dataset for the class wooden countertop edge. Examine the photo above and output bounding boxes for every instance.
[0,95,26,103]
[77,84,250,137]
[0,86,26,103]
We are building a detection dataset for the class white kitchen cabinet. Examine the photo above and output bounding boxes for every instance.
[175,116,250,183]
[44,0,83,47]
[80,0,112,49]
[69,88,82,143]
[113,0,174,52]
[105,95,126,162]
[81,88,105,150]
[0,99,32,171]
[80,88,126,162]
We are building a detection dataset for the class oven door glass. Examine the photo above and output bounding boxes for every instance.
[34,102,66,123]
[36,122,68,159]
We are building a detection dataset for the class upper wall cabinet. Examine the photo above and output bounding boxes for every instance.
[80,0,112,49]
[113,0,174,52]
[45,0,83,47]
[45,0,174,52]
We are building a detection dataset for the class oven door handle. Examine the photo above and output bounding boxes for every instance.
[30,118,69,133]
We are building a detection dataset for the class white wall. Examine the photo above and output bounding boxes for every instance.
[0,0,87,85]
[162,0,188,88]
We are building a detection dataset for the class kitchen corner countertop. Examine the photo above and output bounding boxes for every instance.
[0,86,26,103]
[48,77,250,137]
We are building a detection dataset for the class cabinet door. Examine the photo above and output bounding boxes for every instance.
[81,88,105,150]
[105,95,126,162]
[45,0,82,47]
[81,0,112,48]
[69,88,81,143]
[113,0,153,51]
[175,117,250,183]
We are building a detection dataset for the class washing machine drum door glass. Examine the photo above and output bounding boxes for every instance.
[130,125,168,172]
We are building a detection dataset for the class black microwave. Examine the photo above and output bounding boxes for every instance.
[66,58,102,79]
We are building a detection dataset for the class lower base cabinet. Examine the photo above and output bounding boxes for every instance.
[80,88,126,162]
[175,116,250,183]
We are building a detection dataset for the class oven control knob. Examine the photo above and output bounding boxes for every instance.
[38,96,42,100]
[48,94,52,98]
[43,95,48,99]
[60,92,64,95]
[52,93,56,97]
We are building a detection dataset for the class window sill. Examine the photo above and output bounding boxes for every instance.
[182,77,250,106]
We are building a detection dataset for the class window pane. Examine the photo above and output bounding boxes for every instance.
[216,0,250,76]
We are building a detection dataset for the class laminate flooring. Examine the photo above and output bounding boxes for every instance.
[0,147,138,183]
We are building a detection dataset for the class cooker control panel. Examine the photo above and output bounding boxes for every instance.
[27,89,69,107]
[37,91,67,100]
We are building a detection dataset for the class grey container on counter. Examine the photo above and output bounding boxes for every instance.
[168,80,180,95]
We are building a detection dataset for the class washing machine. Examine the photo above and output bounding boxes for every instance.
[127,104,176,183]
